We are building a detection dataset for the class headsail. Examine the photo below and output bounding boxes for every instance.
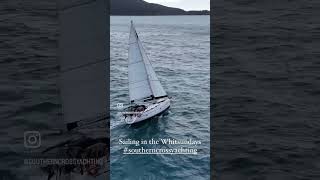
[128,21,167,102]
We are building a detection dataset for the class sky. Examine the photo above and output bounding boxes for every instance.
[144,0,210,11]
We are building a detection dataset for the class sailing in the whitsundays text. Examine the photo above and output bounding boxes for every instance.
[118,138,201,146]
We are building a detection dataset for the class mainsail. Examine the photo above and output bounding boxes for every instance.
[128,21,167,102]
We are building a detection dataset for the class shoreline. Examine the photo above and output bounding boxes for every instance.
[110,14,210,16]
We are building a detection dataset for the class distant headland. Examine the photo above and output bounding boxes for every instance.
[111,0,210,16]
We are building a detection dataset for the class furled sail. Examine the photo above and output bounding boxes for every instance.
[128,21,167,102]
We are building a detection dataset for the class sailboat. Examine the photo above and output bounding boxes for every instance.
[122,21,170,124]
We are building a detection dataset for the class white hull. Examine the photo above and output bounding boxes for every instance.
[124,98,170,124]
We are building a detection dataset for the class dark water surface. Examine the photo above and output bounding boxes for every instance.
[213,0,320,179]
[110,16,210,180]
[0,0,62,179]
[2,0,320,179]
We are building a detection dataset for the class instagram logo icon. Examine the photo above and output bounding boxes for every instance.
[24,131,41,148]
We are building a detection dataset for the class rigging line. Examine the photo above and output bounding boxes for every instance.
[129,40,151,45]
[139,40,167,95]
[135,28,154,96]
[129,42,137,45]
[128,60,144,65]
[128,22,135,103]
[137,40,161,80]
[72,112,108,124]
[60,0,97,11]
[60,58,107,74]
[66,114,108,131]
[42,59,105,79]
[129,79,161,84]
[139,40,159,78]
[137,36,165,84]
[129,79,149,84]
[130,83,154,90]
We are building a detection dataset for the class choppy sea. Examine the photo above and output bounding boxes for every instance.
[110,16,210,180]
[213,0,320,179]
[3,0,319,179]
[0,0,63,179]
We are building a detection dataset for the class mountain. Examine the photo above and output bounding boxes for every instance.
[110,0,210,15]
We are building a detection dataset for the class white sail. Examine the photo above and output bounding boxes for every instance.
[138,39,167,98]
[128,22,167,102]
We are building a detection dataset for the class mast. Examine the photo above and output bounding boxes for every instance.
[132,22,155,97]
[128,21,167,102]
[128,21,153,102]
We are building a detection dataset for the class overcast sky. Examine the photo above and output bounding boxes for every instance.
[144,0,210,11]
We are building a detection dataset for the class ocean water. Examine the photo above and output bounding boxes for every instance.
[213,0,320,179]
[0,1,110,179]
[0,0,62,179]
[110,16,210,180]
[4,0,319,179]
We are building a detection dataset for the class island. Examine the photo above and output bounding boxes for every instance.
[111,0,210,15]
